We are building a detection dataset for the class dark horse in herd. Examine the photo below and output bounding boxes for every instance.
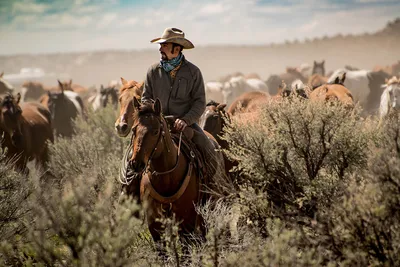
[0,93,53,173]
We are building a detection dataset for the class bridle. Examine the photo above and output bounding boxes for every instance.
[120,115,183,186]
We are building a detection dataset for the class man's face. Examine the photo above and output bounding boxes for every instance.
[159,42,179,60]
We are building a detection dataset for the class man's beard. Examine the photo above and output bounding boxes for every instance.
[160,52,167,60]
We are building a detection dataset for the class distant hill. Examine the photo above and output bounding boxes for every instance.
[1,18,399,88]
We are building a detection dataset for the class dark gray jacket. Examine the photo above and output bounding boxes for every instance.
[142,56,206,126]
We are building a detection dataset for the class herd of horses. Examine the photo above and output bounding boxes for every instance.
[0,59,399,255]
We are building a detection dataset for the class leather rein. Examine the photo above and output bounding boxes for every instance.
[131,115,195,205]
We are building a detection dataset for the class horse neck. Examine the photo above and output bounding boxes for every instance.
[149,122,187,194]
[151,122,178,171]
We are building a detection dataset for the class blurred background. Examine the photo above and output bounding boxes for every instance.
[1,0,400,88]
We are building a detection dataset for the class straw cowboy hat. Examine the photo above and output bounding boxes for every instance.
[150,27,194,49]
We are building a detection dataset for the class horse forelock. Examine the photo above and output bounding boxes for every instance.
[120,80,142,93]
[132,103,160,123]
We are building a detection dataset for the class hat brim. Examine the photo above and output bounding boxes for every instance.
[150,37,194,49]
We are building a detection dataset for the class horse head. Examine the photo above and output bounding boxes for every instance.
[291,79,309,99]
[128,98,167,176]
[47,80,70,123]
[0,93,23,147]
[115,77,144,137]
[57,79,73,91]
[312,60,326,76]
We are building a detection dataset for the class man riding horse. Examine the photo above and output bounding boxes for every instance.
[141,27,217,171]
[121,28,221,201]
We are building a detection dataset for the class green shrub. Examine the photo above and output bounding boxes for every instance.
[223,99,372,229]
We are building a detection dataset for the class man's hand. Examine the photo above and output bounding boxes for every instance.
[174,118,187,132]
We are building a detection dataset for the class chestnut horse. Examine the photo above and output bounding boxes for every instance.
[227,91,270,116]
[115,77,144,137]
[309,73,354,108]
[0,93,54,173]
[126,98,212,248]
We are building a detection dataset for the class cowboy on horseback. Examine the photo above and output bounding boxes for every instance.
[141,27,218,179]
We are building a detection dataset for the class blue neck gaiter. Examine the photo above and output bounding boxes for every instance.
[160,53,184,73]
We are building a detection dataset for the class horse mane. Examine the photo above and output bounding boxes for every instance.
[119,80,144,94]
[1,93,14,105]
[132,102,159,122]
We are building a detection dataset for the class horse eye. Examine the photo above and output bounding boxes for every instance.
[153,130,159,136]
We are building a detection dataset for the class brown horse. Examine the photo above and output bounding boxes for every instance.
[21,81,46,102]
[127,98,213,248]
[227,91,270,116]
[309,73,354,108]
[0,93,54,173]
[115,77,144,137]
[40,80,83,137]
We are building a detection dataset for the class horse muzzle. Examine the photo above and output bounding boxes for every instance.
[115,122,130,137]
[128,160,146,175]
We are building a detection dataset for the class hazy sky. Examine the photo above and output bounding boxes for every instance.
[1,0,399,55]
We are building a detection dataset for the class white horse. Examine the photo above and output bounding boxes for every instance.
[328,69,369,104]
[205,81,224,104]
[380,76,400,119]
[222,76,269,106]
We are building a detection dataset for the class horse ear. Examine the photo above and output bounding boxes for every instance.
[334,77,340,84]
[69,79,72,87]
[57,80,64,94]
[340,72,346,84]
[321,60,325,64]
[120,77,128,86]
[217,103,227,111]
[16,93,21,104]
[132,96,140,110]
[154,98,161,115]
[0,72,3,78]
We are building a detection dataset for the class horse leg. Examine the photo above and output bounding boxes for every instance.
[148,221,168,262]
